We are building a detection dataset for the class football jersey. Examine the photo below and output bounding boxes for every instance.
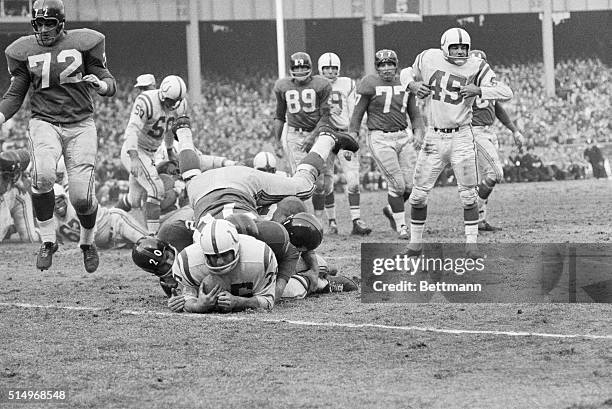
[273,75,331,130]
[1,28,115,123]
[123,90,188,153]
[471,97,496,127]
[329,77,356,131]
[403,49,512,129]
[355,74,410,131]
[173,234,277,309]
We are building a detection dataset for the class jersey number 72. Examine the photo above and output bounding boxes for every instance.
[28,49,83,89]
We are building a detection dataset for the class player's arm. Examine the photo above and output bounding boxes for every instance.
[82,36,116,96]
[346,78,357,119]
[316,82,332,127]
[400,53,431,99]
[298,250,321,294]
[0,56,31,125]
[474,65,513,102]
[406,93,426,147]
[495,102,524,148]
[348,90,369,135]
[273,86,287,143]
[275,244,300,300]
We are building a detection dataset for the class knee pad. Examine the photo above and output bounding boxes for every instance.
[347,182,360,195]
[31,172,55,194]
[72,197,96,215]
[459,188,478,208]
[408,187,428,207]
[344,170,360,193]
[386,176,405,198]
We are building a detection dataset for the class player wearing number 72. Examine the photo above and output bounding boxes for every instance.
[0,0,116,273]
[399,27,513,258]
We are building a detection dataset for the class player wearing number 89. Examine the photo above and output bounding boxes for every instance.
[273,52,334,231]
[120,75,189,235]
[349,49,425,239]
[399,28,513,257]
[0,0,116,272]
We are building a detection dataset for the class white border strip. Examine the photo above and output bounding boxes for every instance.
[1,302,611,340]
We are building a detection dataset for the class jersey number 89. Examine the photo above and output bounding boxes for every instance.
[285,89,317,114]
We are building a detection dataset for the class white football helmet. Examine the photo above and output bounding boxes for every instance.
[159,75,187,110]
[199,219,240,275]
[440,28,471,65]
[253,151,277,173]
[318,52,341,81]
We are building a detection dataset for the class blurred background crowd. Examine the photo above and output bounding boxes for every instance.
[1,57,610,204]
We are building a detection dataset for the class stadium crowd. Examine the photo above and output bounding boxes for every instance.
[1,57,610,193]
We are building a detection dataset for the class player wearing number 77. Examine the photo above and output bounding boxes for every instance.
[399,27,513,258]
[0,0,116,273]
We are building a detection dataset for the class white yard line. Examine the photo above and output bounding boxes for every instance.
[2,301,611,340]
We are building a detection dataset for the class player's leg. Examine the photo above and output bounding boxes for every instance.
[108,208,148,247]
[64,118,101,273]
[28,118,62,270]
[451,128,480,257]
[338,150,371,236]
[367,130,408,238]
[11,188,39,242]
[474,130,504,232]
[407,130,446,253]
[398,131,419,240]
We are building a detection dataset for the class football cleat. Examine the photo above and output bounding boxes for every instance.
[324,275,359,293]
[80,244,99,273]
[383,206,397,232]
[351,219,372,236]
[36,241,58,271]
[319,125,359,154]
[328,219,338,235]
[478,221,502,232]
[398,225,410,240]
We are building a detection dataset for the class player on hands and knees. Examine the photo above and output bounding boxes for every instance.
[0,0,116,272]
[318,52,372,236]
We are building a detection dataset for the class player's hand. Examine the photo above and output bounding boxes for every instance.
[413,127,425,150]
[168,294,185,313]
[217,291,238,313]
[129,156,143,178]
[409,81,432,99]
[513,131,525,149]
[82,74,103,89]
[197,282,222,311]
[300,269,319,293]
[343,151,353,161]
[459,84,481,98]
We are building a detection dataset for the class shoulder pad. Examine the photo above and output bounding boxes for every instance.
[273,77,292,92]
[67,28,105,51]
[5,35,38,61]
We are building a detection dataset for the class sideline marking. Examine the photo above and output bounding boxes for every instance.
[2,301,611,340]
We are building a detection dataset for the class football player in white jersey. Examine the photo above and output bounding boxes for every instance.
[317,52,372,236]
[120,75,194,235]
[400,28,513,257]
[53,184,147,249]
[0,149,38,243]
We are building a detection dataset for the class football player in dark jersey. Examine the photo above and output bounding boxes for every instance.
[349,49,425,239]
[0,0,116,273]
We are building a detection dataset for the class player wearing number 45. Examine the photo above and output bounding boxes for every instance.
[0,0,116,273]
[399,27,513,258]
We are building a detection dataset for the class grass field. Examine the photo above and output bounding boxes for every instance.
[1,178,611,409]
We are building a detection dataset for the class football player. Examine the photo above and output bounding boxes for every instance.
[0,0,117,272]
[120,75,191,235]
[0,149,39,243]
[273,52,336,232]
[53,184,148,249]
[400,28,513,257]
[317,52,372,236]
[349,49,425,239]
[135,219,277,313]
[469,49,525,232]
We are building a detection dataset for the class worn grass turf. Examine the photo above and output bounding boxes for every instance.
[1,178,611,409]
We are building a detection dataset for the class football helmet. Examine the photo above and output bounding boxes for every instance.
[199,219,240,275]
[53,184,68,217]
[441,28,471,65]
[159,75,187,110]
[282,212,323,251]
[289,52,312,82]
[469,49,487,61]
[0,149,28,195]
[132,236,177,277]
[375,49,398,82]
[318,52,341,81]
[253,151,277,173]
[31,0,65,47]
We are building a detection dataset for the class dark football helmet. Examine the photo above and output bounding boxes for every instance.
[31,0,66,47]
[282,212,323,251]
[132,236,177,277]
[375,49,398,82]
[289,52,312,82]
[0,149,29,195]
